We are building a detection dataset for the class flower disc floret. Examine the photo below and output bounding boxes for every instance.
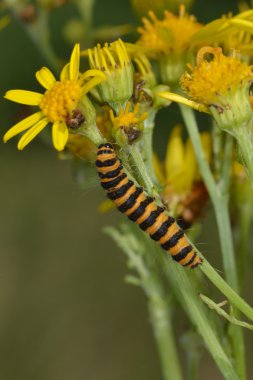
[110,102,147,130]
[39,80,82,123]
[137,6,202,57]
[181,47,253,105]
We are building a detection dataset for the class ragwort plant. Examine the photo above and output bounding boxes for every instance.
[3,0,253,379]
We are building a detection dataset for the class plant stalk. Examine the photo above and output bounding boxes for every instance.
[179,104,246,379]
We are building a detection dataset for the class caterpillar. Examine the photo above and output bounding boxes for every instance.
[96,143,202,269]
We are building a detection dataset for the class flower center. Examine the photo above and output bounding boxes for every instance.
[181,47,253,104]
[39,80,82,123]
[110,103,147,129]
[137,8,202,55]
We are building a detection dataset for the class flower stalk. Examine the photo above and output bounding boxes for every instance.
[105,225,183,380]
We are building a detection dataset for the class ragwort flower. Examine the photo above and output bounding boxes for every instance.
[159,46,253,187]
[180,47,253,131]
[4,44,106,151]
[110,101,147,144]
[88,39,133,112]
[154,126,211,226]
[137,6,202,84]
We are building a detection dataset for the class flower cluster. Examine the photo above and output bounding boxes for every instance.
[4,6,253,226]
[4,4,253,379]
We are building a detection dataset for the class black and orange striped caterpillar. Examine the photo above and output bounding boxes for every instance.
[96,143,202,269]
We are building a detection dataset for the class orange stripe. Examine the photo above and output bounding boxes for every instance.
[146,212,168,235]
[124,192,146,216]
[100,169,124,183]
[97,160,121,174]
[189,256,202,268]
[158,222,179,245]
[97,152,116,161]
[169,236,189,256]
[113,184,136,206]
[177,250,195,266]
[107,176,129,191]
[136,202,157,225]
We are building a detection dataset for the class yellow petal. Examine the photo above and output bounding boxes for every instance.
[3,111,44,142]
[184,138,197,192]
[52,121,69,151]
[60,63,70,81]
[17,118,48,150]
[5,90,43,105]
[157,92,210,114]
[69,43,80,81]
[80,69,106,81]
[82,74,106,95]
[165,126,184,182]
[36,67,56,90]
[191,19,227,42]
[229,18,253,34]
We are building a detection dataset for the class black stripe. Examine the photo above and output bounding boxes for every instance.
[128,197,154,221]
[118,187,143,213]
[172,245,192,262]
[150,217,175,241]
[176,218,191,230]
[98,165,122,179]
[161,230,184,250]
[101,173,127,190]
[107,180,134,201]
[96,158,117,168]
[183,252,197,267]
[139,207,164,231]
[97,149,114,156]
[98,143,113,149]
[190,258,202,269]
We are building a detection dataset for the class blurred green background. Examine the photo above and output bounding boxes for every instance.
[1,0,253,379]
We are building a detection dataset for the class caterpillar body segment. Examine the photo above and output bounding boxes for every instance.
[96,143,202,269]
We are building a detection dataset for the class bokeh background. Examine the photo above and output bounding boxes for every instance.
[1,0,253,379]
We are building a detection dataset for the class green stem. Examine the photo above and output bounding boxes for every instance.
[179,105,239,287]
[236,205,252,290]
[162,257,239,380]
[234,124,253,189]
[200,259,253,322]
[142,111,158,185]
[179,104,218,201]
[179,105,246,379]
[105,226,183,380]
[148,298,183,380]
[200,294,253,331]
[127,107,253,323]
[128,143,160,198]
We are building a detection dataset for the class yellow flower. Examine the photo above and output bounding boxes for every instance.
[133,54,156,89]
[154,126,211,222]
[109,101,147,144]
[4,44,106,151]
[87,39,133,111]
[137,6,201,57]
[181,46,253,105]
[159,47,253,132]
[137,6,202,85]
[191,9,253,52]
